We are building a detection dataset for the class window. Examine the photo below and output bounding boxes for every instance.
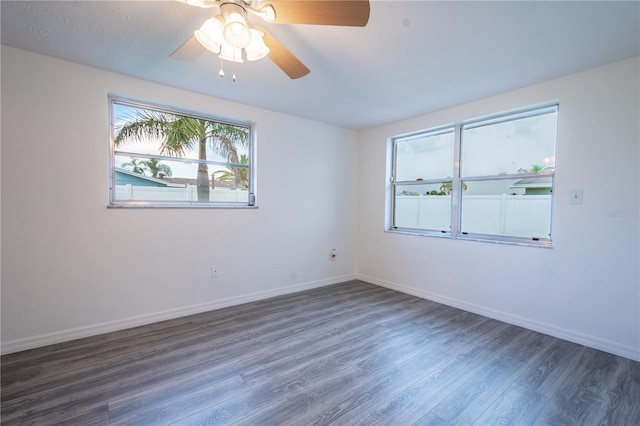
[390,104,558,246]
[109,97,255,208]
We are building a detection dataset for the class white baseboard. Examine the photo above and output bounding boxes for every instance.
[0,274,357,355]
[357,274,640,362]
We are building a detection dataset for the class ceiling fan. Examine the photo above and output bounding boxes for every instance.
[172,0,370,79]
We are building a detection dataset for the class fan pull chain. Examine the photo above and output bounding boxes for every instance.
[217,58,237,82]
[232,53,237,82]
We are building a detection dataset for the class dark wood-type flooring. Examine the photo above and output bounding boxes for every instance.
[2,281,639,425]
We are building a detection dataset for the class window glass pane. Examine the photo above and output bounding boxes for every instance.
[394,184,451,231]
[460,179,552,238]
[395,130,454,181]
[111,99,252,206]
[461,110,557,176]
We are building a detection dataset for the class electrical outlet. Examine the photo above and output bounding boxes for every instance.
[211,266,220,278]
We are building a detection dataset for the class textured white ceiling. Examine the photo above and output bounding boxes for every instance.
[1,1,639,129]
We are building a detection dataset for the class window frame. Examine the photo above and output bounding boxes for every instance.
[389,102,558,247]
[390,125,456,233]
[108,95,256,209]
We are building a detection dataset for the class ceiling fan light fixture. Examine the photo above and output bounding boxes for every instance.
[223,12,251,48]
[219,42,244,63]
[194,16,224,53]
[179,0,371,79]
[245,29,270,61]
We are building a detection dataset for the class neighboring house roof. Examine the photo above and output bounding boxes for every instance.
[510,176,552,189]
[115,168,184,188]
[510,166,554,189]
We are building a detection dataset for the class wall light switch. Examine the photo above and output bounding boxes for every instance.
[569,189,583,205]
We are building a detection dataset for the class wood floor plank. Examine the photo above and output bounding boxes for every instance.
[328,320,522,425]
[239,305,434,389]
[471,382,547,425]
[8,403,111,426]
[171,366,370,425]
[1,280,638,426]
[430,329,549,424]
[411,412,451,426]
[358,321,525,425]
[599,357,640,425]
[108,375,249,425]
[304,349,454,425]
[514,337,585,397]
[247,312,470,425]
[532,347,623,425]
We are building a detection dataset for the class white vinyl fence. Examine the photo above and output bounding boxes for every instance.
[395,194,552,238]
[116,184,248,202]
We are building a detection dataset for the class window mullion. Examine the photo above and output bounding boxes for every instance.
[450,124,462,236]
[394,178,450,186]
[391,140,398,227]
[462,171,554,182]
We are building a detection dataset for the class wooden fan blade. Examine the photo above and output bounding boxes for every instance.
[258,27,310,79]
[262,1,370,27]
[170,36,207,61]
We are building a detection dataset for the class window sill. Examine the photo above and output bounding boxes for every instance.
[108,203,259,209]
[386,228,552,248]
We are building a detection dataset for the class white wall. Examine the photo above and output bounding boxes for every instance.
[1,46,359,353]
[357,57,640,361]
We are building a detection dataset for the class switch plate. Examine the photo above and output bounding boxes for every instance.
[569,189,583,205]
